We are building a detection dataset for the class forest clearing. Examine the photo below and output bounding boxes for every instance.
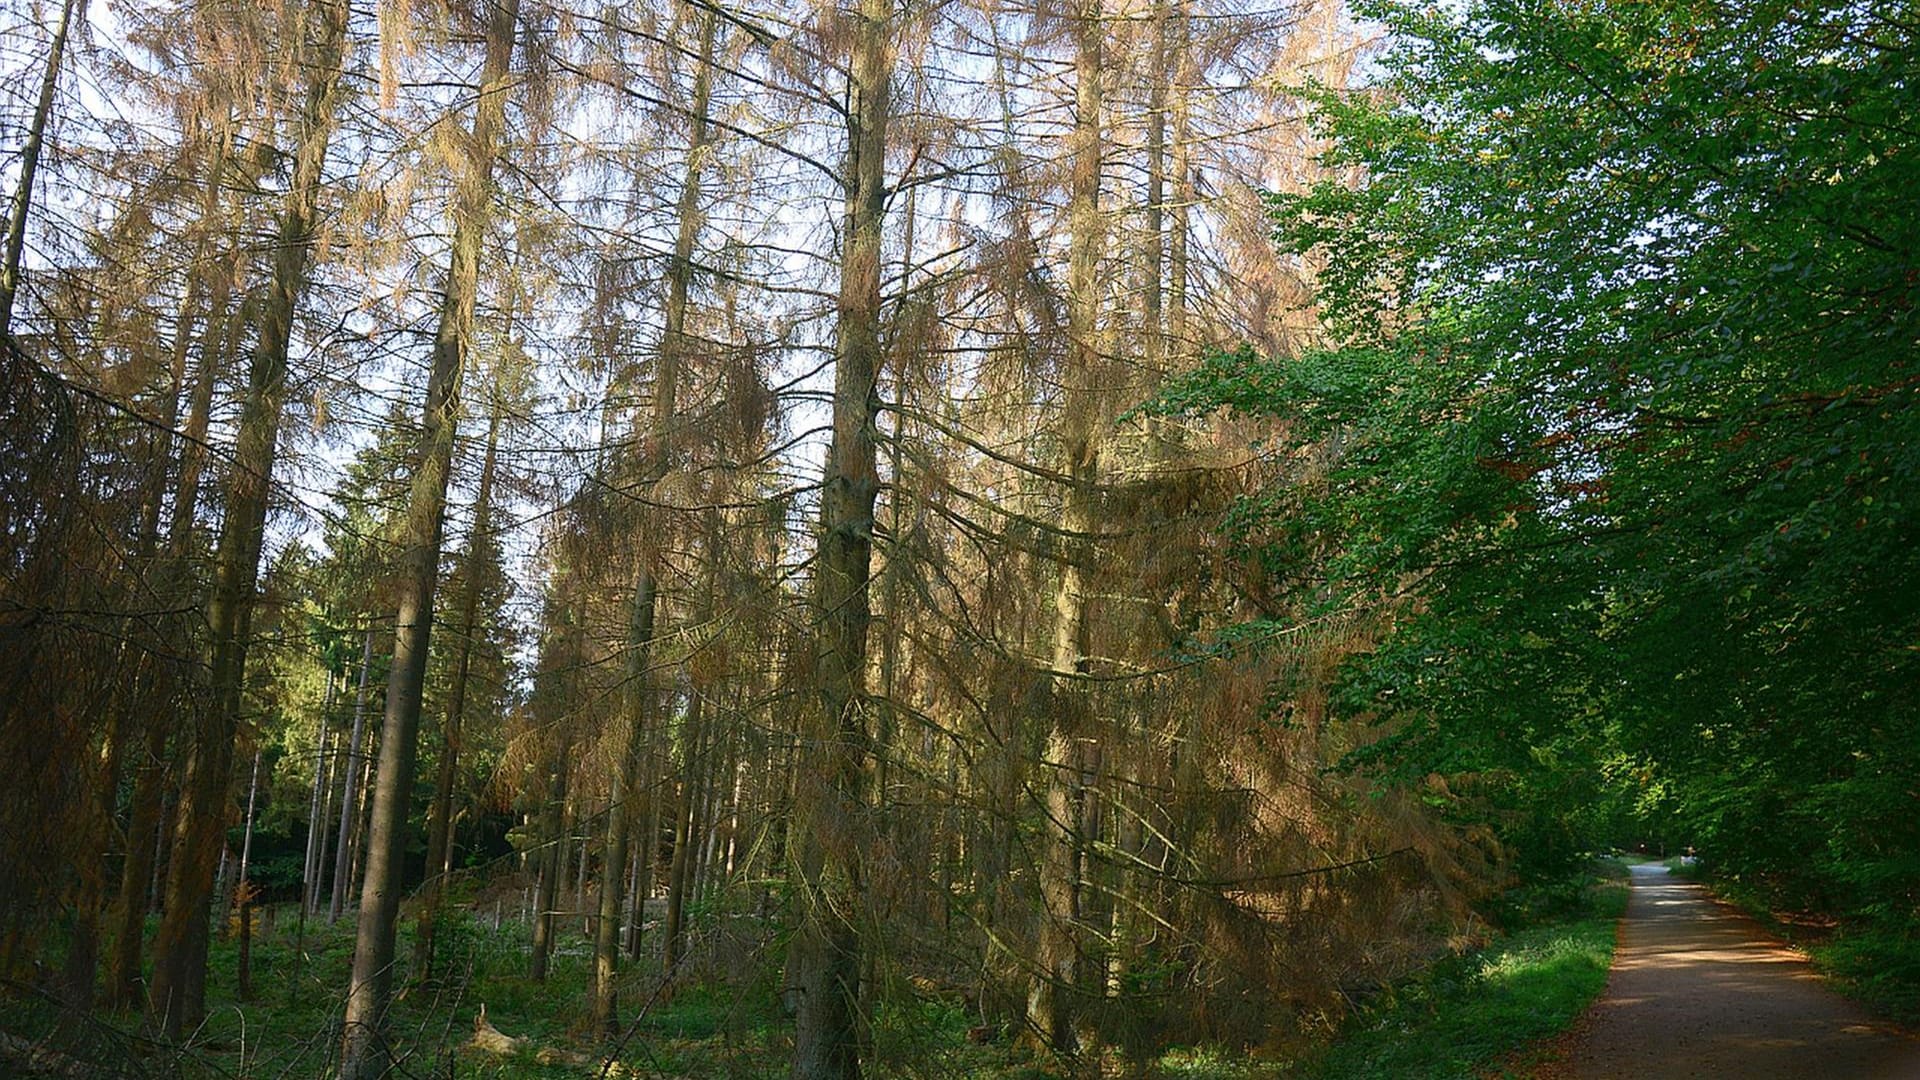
[1,0,1914,1076]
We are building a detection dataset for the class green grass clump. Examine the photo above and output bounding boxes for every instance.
[1298,869,1626,1080]
[1808,930,1920,1025]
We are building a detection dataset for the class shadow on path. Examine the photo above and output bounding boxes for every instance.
[1564,863,1920,1079]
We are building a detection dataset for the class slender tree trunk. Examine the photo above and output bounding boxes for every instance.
[110,199,242,1006]
[1168,0,1193,357]
[236,748,261,913]
[1143,0,1169,371]
[412,403,502,981]
[662,700,706,974]
[311,728,338,915]
[789,3,891,1076]
[575,816,590,933]
[339,5,519,1069]
[302,674,336,917]
[108,714,169,1008]
[332,630,373,922]
[148,0,347,1036]
[592,1,719,1034]
[235,748,261,999]
[0,0,75,335]
[349,737,377,903]
[1031,0,1105,1055]
[530,753,568,982]
[628,749,662,958]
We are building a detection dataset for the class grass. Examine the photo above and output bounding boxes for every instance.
[1289,858,1628,1080]
[1,864,1638,1080]
[0,907,796,1080]
[1140,860,1631,1080]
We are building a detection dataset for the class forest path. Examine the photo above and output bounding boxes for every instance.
[1557,863,1920,1078]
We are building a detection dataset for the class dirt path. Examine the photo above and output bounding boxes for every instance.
[1559,863,1920,1078]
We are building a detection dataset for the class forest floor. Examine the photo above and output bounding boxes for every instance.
[1535,863,1920,1079]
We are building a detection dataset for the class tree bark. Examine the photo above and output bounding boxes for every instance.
[412,402,502,981]
[1030,0,1104,1055]
[338,3,519,1070]
[0,0,75,335]
[592,0,719,1034]
[662,696,706,975]
[235,747,261,999]
[530,750,569,982]
[147,0,347,1037]
[789,2,891,1075]
[331,630,373,922]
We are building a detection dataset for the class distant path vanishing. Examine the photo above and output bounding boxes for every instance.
[1560,863,1920,1079]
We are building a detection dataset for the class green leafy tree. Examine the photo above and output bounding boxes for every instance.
[1158,0,1919,909]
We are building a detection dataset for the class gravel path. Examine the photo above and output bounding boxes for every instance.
[1560,863,1920,1078]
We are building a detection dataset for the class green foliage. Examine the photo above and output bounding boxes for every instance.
[1809,929,1920,1026]
[1153,0,1919,929]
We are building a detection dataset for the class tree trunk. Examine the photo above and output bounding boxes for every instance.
[412,402,502,982]
[311,728,338,915]
[628,748,662,958]
[147,0,347,1037]
[1030,0,1105,1055]
[1143,0,1169,371]
[108,712,170,1008]
[662,698,706,975]
[303,673,336,918]
[339,4,519,1069]
[530,753,569,982]
[591,0,719,1034]
[332,630,373,922]
[0,0,75,335]
[1168,0,1192,357]
[236,748,261,1000]
[789,2,891,1075]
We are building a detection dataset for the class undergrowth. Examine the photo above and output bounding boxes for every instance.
[1,864,1637,1080]
[1289,857,1627,1080]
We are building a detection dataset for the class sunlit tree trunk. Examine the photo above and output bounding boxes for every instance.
[789,2,892,1075]
[0,0,75,335]
[1031,0,1104,1055]
[592,1,720,1034]
[148,0,348,1036]
[339,1,519,1072]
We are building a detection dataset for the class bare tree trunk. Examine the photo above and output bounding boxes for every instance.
[332,630,373,922]
[0,0,75,335]
[530,753,568,982]
[662,700,705,974]
[108,714,169,1008]
[1031,0,1105,1055]
[235,748,261,999]
[339,5,519,1069]
[789,3,891,1076]
[113,209,244,1007]
[236,748,261,913]
[628,748,662,959]
[1168,0,1193,357]
[148,0,347,1037]
[1143,0,1169,372]
[412,402,502,981]
[592,1,719,1034]
[303,674,336,917]
[311,728,338,915]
